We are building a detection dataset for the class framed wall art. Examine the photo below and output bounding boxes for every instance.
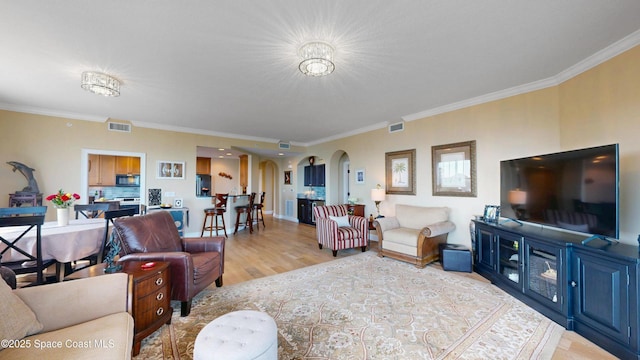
[355,169,365,184]
[148,188,161,206]
[284,170,292,185]
[157,161,185,179]
[385,149,416,195]
[432,140,477,197]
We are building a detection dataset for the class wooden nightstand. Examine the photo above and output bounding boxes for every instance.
[65,261,173,356]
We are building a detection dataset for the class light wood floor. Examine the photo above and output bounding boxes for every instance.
[215,215,616,359]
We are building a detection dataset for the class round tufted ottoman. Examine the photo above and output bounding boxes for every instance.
[194,310,277,360]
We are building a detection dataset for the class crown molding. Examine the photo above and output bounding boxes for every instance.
[402,29,640,123]
[556,28,640,83]
[2,29,639,146]
[305,121,389,147]
[130,120,282,144]
[0,102,108,122]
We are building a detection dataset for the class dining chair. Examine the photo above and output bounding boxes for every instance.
[68,202,112,272]
[74,203,111,219]
[100,208,137,264]
[0,206,52,285]
[66,207,137,278]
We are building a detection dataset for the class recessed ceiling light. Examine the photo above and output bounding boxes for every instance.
[226,153,232,156]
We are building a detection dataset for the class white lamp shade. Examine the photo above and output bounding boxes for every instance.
[508,190,527,205]
[371,188,386,202]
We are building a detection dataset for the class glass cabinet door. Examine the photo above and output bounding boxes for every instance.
[496,231,522,287]
[524,238,563,312]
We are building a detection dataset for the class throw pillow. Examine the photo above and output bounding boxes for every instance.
[0,280,43,343]
[329,215,351,227]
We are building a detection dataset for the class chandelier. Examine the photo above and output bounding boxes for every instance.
[81,71,120,97]
[298,42,335,76]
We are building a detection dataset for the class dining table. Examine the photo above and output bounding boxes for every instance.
[0,218,106,281]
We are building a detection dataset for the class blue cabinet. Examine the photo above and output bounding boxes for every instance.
[148,208,189,236]
[523,236,565,320]
[474,225,496,274]
[570,247,636,358]
[495,230,523,290]
[303,164,325,187]
[473,220,640,359]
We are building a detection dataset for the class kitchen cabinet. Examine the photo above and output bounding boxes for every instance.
[196,157,211,175]
[473,220,640,359]
[239,155,248,190]
[297,198,324,225]
[303,164,325,187]
[115,156,140,175]
[88,154,116,186]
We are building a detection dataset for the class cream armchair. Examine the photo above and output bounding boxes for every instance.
[374,205,455,268]
[2,273,134,360]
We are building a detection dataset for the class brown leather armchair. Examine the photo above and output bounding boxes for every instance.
[112,211,225,316]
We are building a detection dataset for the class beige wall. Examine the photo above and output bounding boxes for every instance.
[0,113,282,234]
[1,45,638,244]
[558,45,640,243]
[308,87,561,245]
[307,45,640,246]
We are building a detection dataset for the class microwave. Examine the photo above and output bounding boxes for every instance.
[115,174,140,187]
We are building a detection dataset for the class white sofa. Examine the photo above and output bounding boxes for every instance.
[1,273,134,360]
[374,205,456,268]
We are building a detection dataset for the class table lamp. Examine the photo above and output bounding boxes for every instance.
[371,185,386,218]
[508,189,527,220]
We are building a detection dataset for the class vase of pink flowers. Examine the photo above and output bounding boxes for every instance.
[46,189,80,226]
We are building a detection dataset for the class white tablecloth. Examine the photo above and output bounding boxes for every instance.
[0,218,105,263]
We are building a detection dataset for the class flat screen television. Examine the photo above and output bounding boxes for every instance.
[500,144,619,239]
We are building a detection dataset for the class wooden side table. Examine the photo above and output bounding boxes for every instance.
[65,261,173,356]
[345,203,365,217]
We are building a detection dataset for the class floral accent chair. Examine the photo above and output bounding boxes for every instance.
[313,204,369,256]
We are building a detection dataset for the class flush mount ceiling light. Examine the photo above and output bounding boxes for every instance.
[81,71,120,97]
[298,42,335,76]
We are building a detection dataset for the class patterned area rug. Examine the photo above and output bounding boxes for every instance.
[136,252,563,359]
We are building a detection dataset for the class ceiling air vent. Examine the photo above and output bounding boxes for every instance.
[278,141,291,150]
[388,121,405,133]
[107,121,131,133]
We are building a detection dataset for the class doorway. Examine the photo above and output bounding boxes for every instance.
[80,149,146,203]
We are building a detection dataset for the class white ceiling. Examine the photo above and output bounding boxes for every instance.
[1,1,639,149]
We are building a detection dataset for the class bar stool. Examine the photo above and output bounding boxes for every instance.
[234,193,255,234]
[252,191,266,230]
[201,193,228,238]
